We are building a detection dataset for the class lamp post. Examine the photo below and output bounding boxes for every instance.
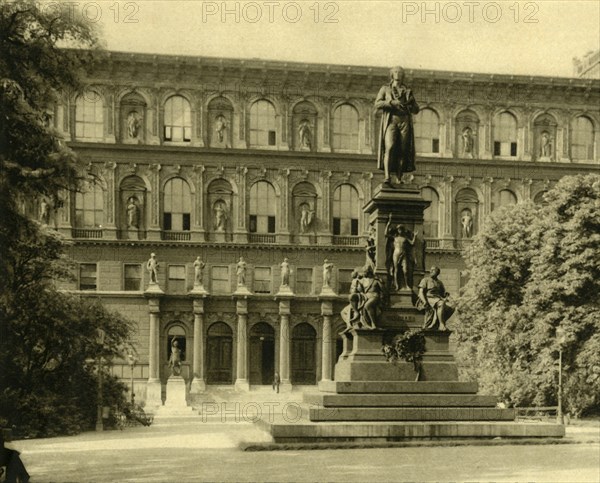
[95,328,106,432]
[556,327,566,425]
[127,353,137,405]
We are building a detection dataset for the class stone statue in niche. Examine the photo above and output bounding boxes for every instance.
[215,115,227,143]
[462,126,475,158]
[236,257,247,286]
[147,253,159,284]
[126,197,139,228]
[299,203,315,234]
[385,214,418,291]
[539,131,553,159]
[127,111,142,139]
[168,339,183,376]
[417,266,455,331]
[461,208,473,238]
[213,201,228,232]
[193,257,205,286]
[298,119,312,150]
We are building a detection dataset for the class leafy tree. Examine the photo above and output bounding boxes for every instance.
[456,174,600,416]
[0,1,134,436]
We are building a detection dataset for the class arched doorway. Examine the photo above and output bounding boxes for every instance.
[249,322,275,385]
[206,322,233,384]
[291,323,317,384]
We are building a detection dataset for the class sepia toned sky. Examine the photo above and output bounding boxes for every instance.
[87,0,599,77]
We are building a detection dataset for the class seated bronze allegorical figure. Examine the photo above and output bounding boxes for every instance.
[417,266,455,331]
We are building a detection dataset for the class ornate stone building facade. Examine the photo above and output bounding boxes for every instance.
[40,51,599,403]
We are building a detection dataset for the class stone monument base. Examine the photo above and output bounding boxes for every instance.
[261,328,564,443]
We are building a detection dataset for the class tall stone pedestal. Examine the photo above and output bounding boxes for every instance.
[159,375,194,415]
[262,183,564,443]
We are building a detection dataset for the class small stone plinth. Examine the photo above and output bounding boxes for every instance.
[189,285,208,296]
[165,375,187,408]
[276,285,294,296]
[233,285,252,296]
[145,283,164,295]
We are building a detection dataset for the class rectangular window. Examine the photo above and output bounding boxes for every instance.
[295,268,313,295]
[183,127,192,142]
[211,266,230,293]
[79,263,97,290]
[338,269,354,295]
[168,265,186,293]
[164,126,172,141]
[124,264,141,291]
[493,141,501,156]
[254,267,272,294]
[432,138,440,153]
[182,213,191,231]
[267,216,276,234]
[494,141,517,157]
[510,142,517,157]
[249,215,257,233]
[163,213,172,231]
[268,130,276,146]
[333,218,341,235]
[350,219,359,236]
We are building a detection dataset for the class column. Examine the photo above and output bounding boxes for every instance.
[234,297,249,390]
[190,298,206,393]
[102,161,117,239]
[278,298,292,391]
[319,300,333,387]
[147,163,162,241]
[146,297,162,407]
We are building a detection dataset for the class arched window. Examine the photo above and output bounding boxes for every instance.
[331,104,359,151]
[249,100,277,147]
[163,178,191,231]
[75,183,104,228]
[414,108,440,154]
[332,184,359,236]
[494,112,518,157]
[421,187,439,238]
[571,116,594,161]
[75,91,103,140]
[533,191,548,206]
[164,96,191,142]
[249,181,276,233]
[493,189,517,211]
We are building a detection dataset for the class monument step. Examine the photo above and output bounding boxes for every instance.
[263,420,565,443]
[319,380,479,394]
[304,393,498,408]
[335,361,459,382]
[308,407,515,422]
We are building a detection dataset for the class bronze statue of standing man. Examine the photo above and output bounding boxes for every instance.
[375,66,420,185]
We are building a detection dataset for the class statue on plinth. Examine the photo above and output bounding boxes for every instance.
[417,266,455,331]
[375,66,420,185]
[213,201,228,232]
[147,253,159,285]
[168,339,182,376]
[236,257,247,286]
[280,257,290,287]
[193,257,205,287]
[322,259,334,289]
[385,214,417,291]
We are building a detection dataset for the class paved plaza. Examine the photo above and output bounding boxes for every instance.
[7,407,600,483]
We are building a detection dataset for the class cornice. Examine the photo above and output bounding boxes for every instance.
[80,49,600,91]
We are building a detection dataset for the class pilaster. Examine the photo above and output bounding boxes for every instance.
[277,298,293,392]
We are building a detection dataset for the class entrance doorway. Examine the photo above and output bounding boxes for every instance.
[249,322,275,385]
[206,322,233,384]
[291,323,317,384]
